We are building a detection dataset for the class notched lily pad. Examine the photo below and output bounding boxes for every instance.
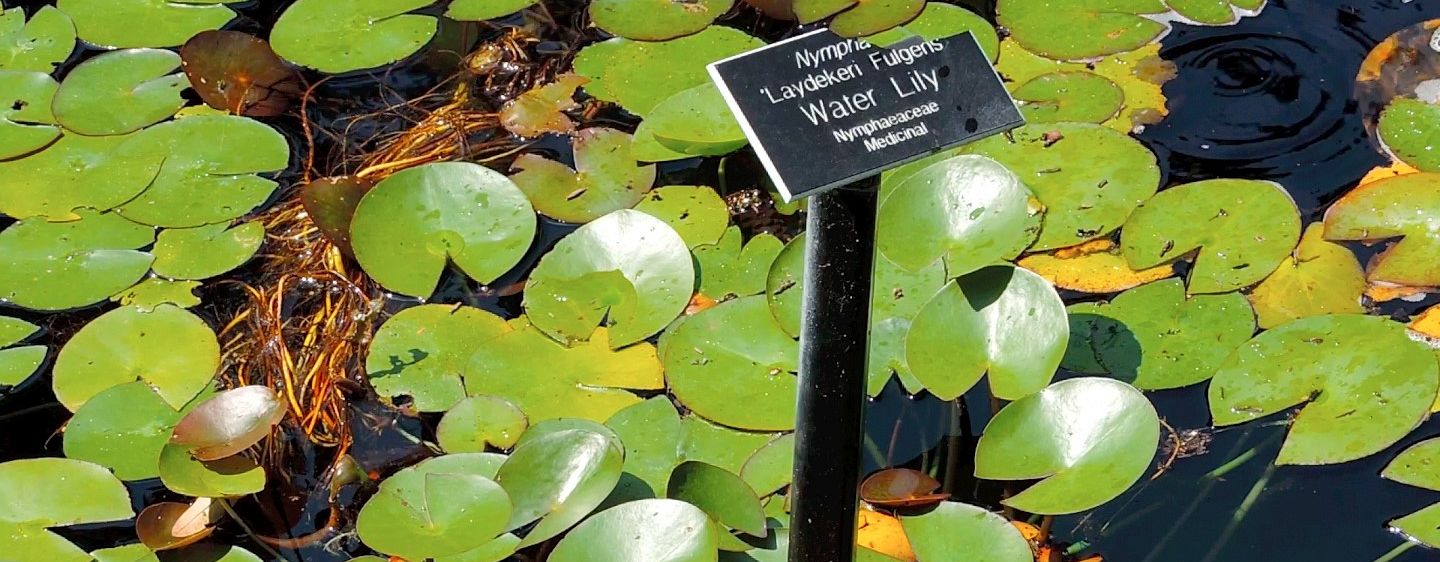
[271,0,438,73]
[573,27,764,117]
[511,128,656,223]
[52,48,186,135]
[995,39,1174,132]
[632,185,730,249]
[366,304,510,412]
[180,30,300,117]
[695,226,784,300]
[63,381,183,480]
[0,457,133,560]
[52,304,219,412]
[0,210,154,311]
[112,278,202,310]
[548,499,718,562]
[0,315,44,387]
[901,502,1032,562]
[57,0,238,49]
[438,396,529,452]
[1378,98,1440,172]
[0,132,158,220]
[500,74,587,138]
[636,83,749,158]
[1323,172,1440,287]
[152,222,264,280]
[496,422,624,547]
[446,0,540,20]
[0,70,60,159]
[0,6,76,73]
[1248,223,1365,329]
[829,0,925,37]
[590,0,736,41]
[356,454,513,561]
[664,295,798,431]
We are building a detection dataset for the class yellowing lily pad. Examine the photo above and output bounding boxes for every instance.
[511,128,656,223]
[152,222,264,280]
[664,295,798,431]
[591,0,735,40]
[0,210,154,311]
[271,0,438,73]
[52,304,218,412]
[1248,223,1365,329]
[1323,172,1440,287]
[366,304,510,412]
[500,74,586,138]
[0,6,75,72]
[1017,239,1174,293]
[0,70,60,159]
[632,185,730,248]
[57,0,238,49]
[51,48,186,136]
[996,39,1174,132]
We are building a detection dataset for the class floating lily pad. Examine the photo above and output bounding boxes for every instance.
[357,454,513,561]
[878,155,1037,275]
[467,320,663,423]
[366,304,509,412]
[695,227,784,299]
[300,176,373,256]
[112,278,202,310]
[996,39,1174,132]
[1323,172,1440,287]
[829,0,925,37]
[92,544,161,562]
[499,74,586,138]
[668,461,767,537]
[740,433,794,497]
[865,3,997,59]
[525,209,693,347]
[549,499,718,562]
[2,524,89,562]
[861,468,948,508]
[976,377,1158,514]
[0,458,131,562]
[1122,178,1301,294]
[1066,278,1255,389]
[0,70,60,159]
[57,0,237,49]
[180,30,300,117]
[511,128,656,223]
[63,382,183,480]
[446,0,538,20]
[0,316,44,387]
[1017,239,1174,293]
[271,0,438,73]
[52,48,186,135]
[135,499,218,551]
[1378,97,1440,171]
[680,416,777,477]
[0,132,158,220]
[351,162,536,297]
[573,27,764,117]
[438,396,529,452]
[590,0,735,41]
[496,422,624,547]
[794,0,854,22]
[1248,224,1365,329]
[632,186,730,249]
[170,385,285,461]
[901,502,1032,562]
[1013,72,1124,124]
[1384,438,1440,491]
[0,6,75,72]
[638,83,748,157]
[432,534,523,562]
[152,222,264,280]
[965,123,1160,250]
[0,211,154,311]
[605,398,686,501]
[906,265,1067,401]
[665,295,798,431]
[164,544,263,562]
[53,304,218,411]
[158,440,265,497]
[1209,314,1440,465]
[996,0,1168,60]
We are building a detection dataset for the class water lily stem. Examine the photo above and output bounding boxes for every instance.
[1038,514,1055,545]
[1373,541,1417,562]
[1199,457,1278,562]
[216,498,286,561]
[941,399,964,495]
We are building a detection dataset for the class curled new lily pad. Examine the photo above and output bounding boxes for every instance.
[300,176,373,256]
[52,304,218,411]
[1248,224,1365,329]
[0,70,60,159]
[828,0,925,37]
[976,377,1158,514]
[152,222,264,280]
[1066,278,1255,389]
[468,320,663,423]
[996,40,1174,132]
[590,0,735,41]
[1323,172,1440,287]
[901,502,1032,562]
[447,0,539,20]
[665,295,798,431]
[57,0,237,49]
[180,30,300,117]
[357,454,513,560]
[906,265,1067,401]
[636,83,748,158]
[63,382,183,480]
[271,0,437,73]
[136,499,218,551]
[0,132,158,220]
[1378,98,1440,172]
[113,278,202,310]
[496,421,624,547]
[52,48,186,135]
[0,210,154,311]
[573,27,764,117]
[549,499,718,562]
[438,396,529,452]
[668,461,767,537]
[0,458,133,562]
[0,6,75,72]
[510,128,656,223]
[366,304,510,412]
[632,186,730,248]
[695,227,784,299]
[170,385,285,461]
[524,209,694,347]
[0,316,44,388]
[861,468,948,508]
[1209,314,1440,465]
[1122,178,1301,294]
[500,74,587,138]
[1017,239,1174,293]
[351,162,536,297]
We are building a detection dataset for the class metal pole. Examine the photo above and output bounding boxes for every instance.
[788,183,877,562]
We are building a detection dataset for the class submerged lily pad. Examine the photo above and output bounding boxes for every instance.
[0,70,60,159]
[0,211,154,311]
[877,155,1036,275]
[152,222,264,280]
[1209,314,1440,465]
[591,0,734,40]
[574,27,764,117]
[500,74,586,138]
[367,304,510,412]
[1122,178,1301,294]
[0,132,158,220]
[632,186,730,248]
[300,176,374,256]
[0,458,132,562]
[901,502,1032,562]
[135,499,218,551]
[271,0,437,73]
[52,304,218,412]
[694,227,784,299]
[1248,224,1365,329]
[357,454,513,561]
[668,461,767,537]
[0,316,44,387]
[497,421,624,547]
[57,0,237,49]
[352,162,536,297]
[0,6,75,72]
[180,30,300,117]
[665,295,798,431]
[52,48,186,135]
[438,396,529,452]
[511,128,656,223]
[525,209,694,347]
[861,468,948,507]
[170,385,285,461]
[976,377,1158,514]
[63,382,183,480]
[1378,98,1440,172]
[906,265,1067,401]
[549,499,718,562]
[1323,172,1440,287]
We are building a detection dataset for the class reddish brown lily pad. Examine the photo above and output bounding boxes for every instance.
[500,74,588,138]
[180,30,300,117]
[169,385,286,461]
[301,175,376,256]
[136,499,219,551]
[860,467,949,508]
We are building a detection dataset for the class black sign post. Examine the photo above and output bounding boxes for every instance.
[710,29,1023,561]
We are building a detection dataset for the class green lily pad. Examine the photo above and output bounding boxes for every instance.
[740,434,794,497]
[1170,0,1264,24]
[976,377,1158,514]
[665,295,798,431]
[467,320,663,423]
[1248,223,1365,329]
[0,6,75,72]
[0,70,59,159]
[632,185,730,249]
[695,227,784,299]
[432,534,523,562]
[901,502,1033,562]
[152,222,264,280]
[2,524,89,562]
[1012,72,1124,124]
[0,132,158,221]
[573,27,764,117]
[605,397,686,501]
[681,416,777,477]
[351,161,536,297]
[63,382,183,480]
[1378,97,1440,171]
[668,461,767,537]
[163,544,263,562]
[52,48,186,136]
[549,499,719,562]
[964,123,1160,250]
[638,83,748,157]
[1323,172,1440,287]
[157,440,265,496]
[1066,278,1255,390]
[356,454,513,561]
[795,0,855,22]
[865,3,997,60]
[511,128,656,223]
[52,304,218,411]
[57,0,237,49]
[112,278,202,310]
[438,396,529,452]
[1389,503,1440,548]
[829,0,925,37]
[0,316,44,387]
[906,265,1067,401]
[1384,438,1440,491]
[91,544,159,562]
[366,304,509,412]
[496,422,624,547]
[445,0,538,20]
[1209,314,1440,465]
[114,114,290,228]
[0,210,154,311]
[1122,178,1301,294]
[590,0,734,41]
[524,209,693,347]
[996,0,1168,60]
[877,154,1037,275]
[0,457,133,526]
[996,39,1174,133]
[271,0,437,73]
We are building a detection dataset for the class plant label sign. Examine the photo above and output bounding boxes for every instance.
[709,29,1024,202]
